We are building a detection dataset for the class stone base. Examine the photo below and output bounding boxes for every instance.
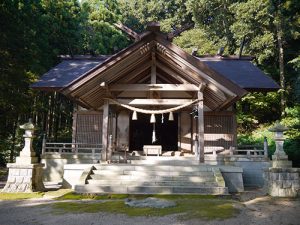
[219,166,244,193]
[272,160,292,168]
[264,167,300,197]
[16,156,38,164]
[2,163,45,193]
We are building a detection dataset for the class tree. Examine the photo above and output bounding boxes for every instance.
[81,0,130,54]
[119,0,192,33]
[186,0,237,54]
[173,28,223,55]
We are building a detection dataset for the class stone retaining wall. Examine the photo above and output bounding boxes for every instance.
[264,167,300,197]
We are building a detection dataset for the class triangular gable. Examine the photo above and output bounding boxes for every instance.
[59,31,247,111]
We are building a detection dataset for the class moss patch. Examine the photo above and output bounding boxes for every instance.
[0,192,44,200]
[56,192,130,200]
[44,189,73,198]
[53,195,239,220]
[57,193,224,201]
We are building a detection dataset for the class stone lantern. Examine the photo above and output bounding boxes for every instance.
[2,119,45,193]
[268,121,292,168]
[265,122,300,197]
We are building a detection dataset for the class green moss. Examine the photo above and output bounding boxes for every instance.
[44,189,73,198]
[56,192,130,200]
[53,196,239,220]
[0,192,44,200]
[57,193,223,201]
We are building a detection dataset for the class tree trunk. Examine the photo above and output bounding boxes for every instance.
[276,3,286,115]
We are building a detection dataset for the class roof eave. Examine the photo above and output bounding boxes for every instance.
[245,87,280,92]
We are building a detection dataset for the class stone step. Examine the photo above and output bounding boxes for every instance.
[129,159,202,166]
[89,174,215,182]
[92,170,214,177]
[75,184,228,195]
[87,179,218,187]
[93,165,214,172]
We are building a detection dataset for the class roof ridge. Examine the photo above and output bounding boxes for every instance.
[59,55,110,60]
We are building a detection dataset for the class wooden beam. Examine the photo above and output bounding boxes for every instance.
[156,61,189,84]
[156,52,203,84]
[109,84,199,92]
[154,34,247,97]
[114,61,152,83]
[114,23,140,41]
[63,37,155,95]
[197,91,205,163]
[151,52,156,84]
[113,98,195,106]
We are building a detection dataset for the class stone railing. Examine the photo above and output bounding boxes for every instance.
[42,142,102,157]
[230,146,267,157]
[230,137,269,158]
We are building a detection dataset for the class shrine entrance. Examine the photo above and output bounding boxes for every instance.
[129,113,178,152]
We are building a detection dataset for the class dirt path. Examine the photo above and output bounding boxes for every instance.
[0,196,299,225]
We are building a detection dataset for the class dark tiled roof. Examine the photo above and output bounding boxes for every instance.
[31,55,280,92]
[198,57,280,91]
[31,58,108,90]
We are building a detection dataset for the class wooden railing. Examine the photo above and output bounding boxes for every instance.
[42,142,102,156]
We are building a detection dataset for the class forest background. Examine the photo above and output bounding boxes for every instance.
[0,0,299,166]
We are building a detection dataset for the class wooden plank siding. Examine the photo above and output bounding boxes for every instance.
[72,110,237,153]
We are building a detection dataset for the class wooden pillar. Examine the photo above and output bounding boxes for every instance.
[198,91,205,163]
[101,100,109,161]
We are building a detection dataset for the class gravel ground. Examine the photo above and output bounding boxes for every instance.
[0,196,299,225]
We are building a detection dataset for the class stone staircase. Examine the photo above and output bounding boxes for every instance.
[74,159,228,194]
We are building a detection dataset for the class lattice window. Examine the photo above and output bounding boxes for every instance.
[204,114,236,149]
[74,112,103,145]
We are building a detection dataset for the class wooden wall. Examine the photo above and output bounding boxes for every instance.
[72,110,237,151]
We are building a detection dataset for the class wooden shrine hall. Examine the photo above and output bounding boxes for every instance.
[31,23,280,194]
[32,23,279,163]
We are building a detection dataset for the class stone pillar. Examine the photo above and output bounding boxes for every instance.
[2,119,45,193]
[264,122,300,197]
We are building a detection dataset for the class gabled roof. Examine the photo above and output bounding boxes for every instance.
[32,55,279,92]
[31,29,279,111]
[31,56,108,90]
[199,57,280,91]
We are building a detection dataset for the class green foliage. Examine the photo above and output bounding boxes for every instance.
[119,0,192,33]
[173,28,223,55]
[186,0,237,54]
[237,92,281,133]
[237,105,300,165]
[281,106,300,139]
[81,0,130,54]
[229,0,276,64]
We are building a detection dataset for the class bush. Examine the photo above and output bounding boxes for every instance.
[0,153,6,167]
[237,105,300,165]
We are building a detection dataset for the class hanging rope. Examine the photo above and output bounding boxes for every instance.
[105,98,200,114]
